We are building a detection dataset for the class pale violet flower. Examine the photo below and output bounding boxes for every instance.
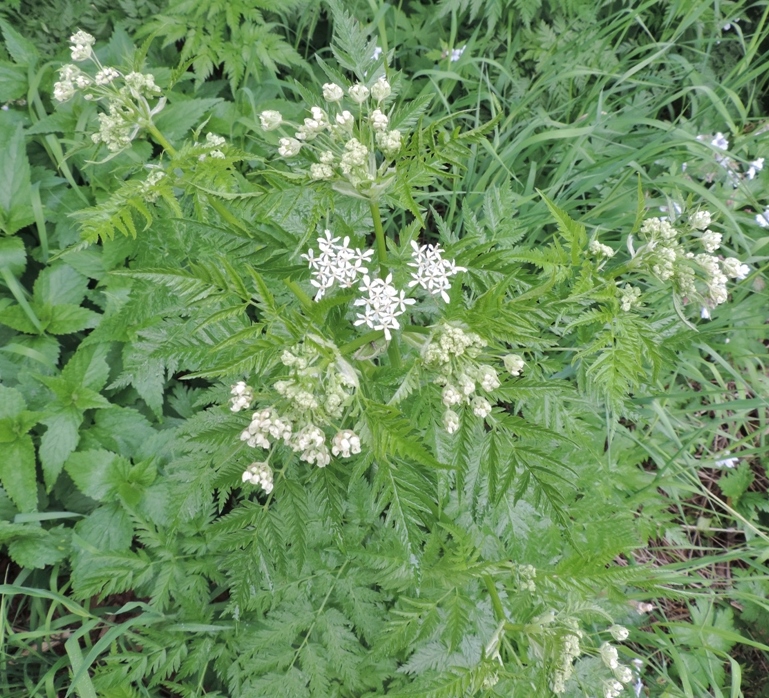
[711,132,729,150]
[756,208,769,228]
[278,137,301,157]
[260,110,282,131]
[701,306,711,320]
[450,46,466,62]
[746,157,764,180]
[322,83,344,102]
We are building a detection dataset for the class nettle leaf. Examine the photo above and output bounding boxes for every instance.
[0,19,39,66]
[76,503,134,551]
[0,117,33,235]
[65,449,131,502]
[7,525,70,569]
[39,409,82,490]
[0,385,38,512]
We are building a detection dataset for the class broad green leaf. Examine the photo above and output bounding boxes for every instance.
[7,525,70,568]
[65,450,128,502]
[0,304,38,333]
[61,343,111,392]
[34,264,89,306]
[40,410,82,490]
[0,61,26,101]
[153,98,222,141]
[0,19,39,66]
[0,235,26,275]
[0,117,33,235]
[45,304,100,335]
[0,384,26,419]
[0,435,37,512]
[76,504,134,551]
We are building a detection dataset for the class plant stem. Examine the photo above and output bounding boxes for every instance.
[147,123,177,157]
[369,200,402,368]
[370,200,389,278]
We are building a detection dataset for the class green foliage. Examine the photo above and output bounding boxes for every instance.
[1,2,769,697]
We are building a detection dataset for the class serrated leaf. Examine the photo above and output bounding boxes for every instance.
[45,304,100,335]
[0,117,33,235]
[8,525,70,568]
[0,435,37,512]
[40,410,82,490]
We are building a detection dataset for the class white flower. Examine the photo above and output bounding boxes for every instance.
[442,385,463,407]
[375,129,402,157]
[407,240,466,303]
[230,381,254,412]
[472,396,492,419]
[322,83,344,102]
[92,67,117,85]
[310,163,334,180]
[278,137,301,157]
[123,72,161,96]
[302,229,374,299]
[746,157,764,180]
[260,110,283,131]
[331,430,361,458]
[335,110,354,130]
[603,679,624,698]
[620,284,642,312]
[292,425,330,467]
[353,273,415,340]
[450,46,466,62]
[609,625,629,641]
[700,229,722,253]
[70,30,95,61]
[53,78,76,102]
[503,354,525,376]
[689,211,712,230]
[600,642,619,670]
[478,366,500,392]
[443,409,460,434]
[615,665,633,685]
[756,208,769,228]
[348,83,370,104]
[716,451,739,468]
[701,306,711,320]
[319,150,335,164]
[721,257,749,280]
[206,132,226,148]
[711,132,729,150]
[241,408,291,449]
[241,462,274,494]
[371,77,391,102]
[589,240,615,258]
[370,108,389,131]
[372,46,383,61]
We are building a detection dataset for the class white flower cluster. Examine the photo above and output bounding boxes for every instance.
[756,207,769,228]
[408,241,467,302]
[241,461,274,493]
[422,325,514,433]
[551,623,583,694]
[599,639,634,694]
[236,342,362,473]
[53,35,165,154]
[302,230,374,300]
[198,132,227,161]
[354,274,415,340]
[301,230,465,339]
[70,30,95,62]
[259,77,405,191]
[619,284,641,312]
[230,381,254,412]
[515,564,536,592]
[635,213,749,317]
[589,240,615,258]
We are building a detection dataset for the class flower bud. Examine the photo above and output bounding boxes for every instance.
[278,137,301,157]
[323,83,344,102]
[260,110,283,131]
[370,109,389,131]
[503,354,525,376]
[348,83,370,104]
[371,77,391,102]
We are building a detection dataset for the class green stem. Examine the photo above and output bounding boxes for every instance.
[146,123,178,157]
[284,279,314,312]
[369,201,402,368]
[484,575,507,623]
[369,200,389,278]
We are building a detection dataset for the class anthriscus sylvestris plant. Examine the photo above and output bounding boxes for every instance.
[43,16,756,698]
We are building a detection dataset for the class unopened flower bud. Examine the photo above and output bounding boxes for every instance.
[323,83,344,102]
[260,110,283,131]
[278,137,301,157]
[371,77,391,102]
[348,83,370,104]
